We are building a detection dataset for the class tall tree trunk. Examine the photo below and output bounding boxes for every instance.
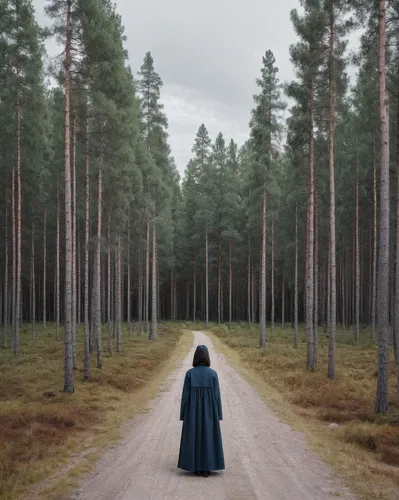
[229,239,232,330]
[107,216,112,354]
[314,189,319,363]
[282,275,285,327]
[271,216,275,334]
[15,92,21,356]
[205,228,209,328]
[260,180,266,348]
[248,242,251,325]
[56,178,60,340]
[306,82,315,371]
[94,162,102,369]
[63,0,74,393]
[138,244,143,333]
[393,51,399,393]
[31,203,36,339]
[341,254,346,330]
[372,134,377,340]
[116,236,122,352]
[327,4,336,378]
[218,227,222,324]
[43,204,47,331]
[376,0,389,414]
[294,202,299,347]
[77,236,81,325]
[3,192,8,348]
[355,159,360,344]
[127,226,131,335]
[83,116,90,380]
[186,281,190,320]
[145,215,150,333]
[12,165,16,353]
[150,217,157,340]
[72,115,77,369]
[193,254,196,322]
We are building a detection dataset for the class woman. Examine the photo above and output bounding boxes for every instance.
[178,344,225,477]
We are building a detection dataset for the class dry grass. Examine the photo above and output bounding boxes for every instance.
[211,323,399,500]
[0,323,188,500]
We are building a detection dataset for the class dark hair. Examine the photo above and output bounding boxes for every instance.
[193,345,211,367]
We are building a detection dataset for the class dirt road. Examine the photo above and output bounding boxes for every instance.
[72,331,355,500]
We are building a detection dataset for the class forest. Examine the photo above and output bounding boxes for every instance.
[0,0,398,417]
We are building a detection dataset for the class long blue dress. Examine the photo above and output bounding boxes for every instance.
[177,363,225,472]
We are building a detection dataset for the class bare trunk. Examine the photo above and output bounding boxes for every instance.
[150,217,157,340]
[107,216,112,354]
[83,116,90,380]
[116,236,122,351]
[193,255,196,322]
[94,164,102,368]
[15,92,21,356]
[327,2,336,379]
[260,180,266,348]
[314,190,319,363]
[372,134,377,340]
[271,217,275,334]
[127,226,131,335]
[77,237,81,325]
[229,239,232,330]
[282,275,285,327]
[394,45,399,393]
[72,115,77,369]
[355,159,360,343]
[138,244,143,332]
[248,242,251,325]
[294,202,299,347]
[56,178,60,340]
[205,228,209,328]
[306,82,315,371]
[186,281,190,320]
[63,0,74,393]
[145,216,150,333]
[12,166,16,352]
[218,227,222,324]
[43,205,47,331]
[3,192,8,348]
[376,0,389,414]
[31,203,36,339]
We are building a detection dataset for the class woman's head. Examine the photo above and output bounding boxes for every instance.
[193,345,211,367]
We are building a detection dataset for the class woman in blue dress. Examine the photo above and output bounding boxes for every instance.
[178,344,225,477]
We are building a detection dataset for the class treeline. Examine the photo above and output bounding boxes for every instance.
[0,0,398,412]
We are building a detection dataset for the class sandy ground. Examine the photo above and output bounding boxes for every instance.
[72,331,356,500]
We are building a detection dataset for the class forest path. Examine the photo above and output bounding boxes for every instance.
[72,331,355,500]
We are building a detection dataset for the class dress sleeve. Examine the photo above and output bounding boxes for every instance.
[213,372,223,421]
[180,371,191,421]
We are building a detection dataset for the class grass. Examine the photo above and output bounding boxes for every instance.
[210,322,399,500]
[0,322,190,500]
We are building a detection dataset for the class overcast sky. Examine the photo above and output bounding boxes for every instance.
[33,0,343,175]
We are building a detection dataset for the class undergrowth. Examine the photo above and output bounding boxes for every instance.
[212,322,399,496]
[0,323,183,500]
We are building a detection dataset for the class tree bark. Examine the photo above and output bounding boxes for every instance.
[127,225,131,335]
[306,82,315,371]
[116,236,122,351]
[294,202,298,347]
[145,215,150,333]
[63,0,74,392]
[248,242,251,325]
[94,162,102,368]
[31,202,36,339]
[376,0,389,414]
[218,227,222,324]
[372,133,377,340]
[229,239,232,330]
[72,114,77,369]
[150,217,157,340]
[193,254,196,322]
[271,217,275,334]
[205,228,209,328]
[3,191,8,348]
[83,116,90,380]
[56,178,60,340]
[107,216,112,354]
[260,180,266,348]
[355,159,360,344]
[393,49,399,393]
[15,91,21,356]
[43,204,47,332]
[12,166,16,353]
